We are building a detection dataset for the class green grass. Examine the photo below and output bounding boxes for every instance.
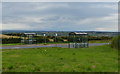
[2,45,118,72]
[2,43,24,46]
[2,42,67,46]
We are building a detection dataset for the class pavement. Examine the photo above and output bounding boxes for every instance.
[1,43,110,49]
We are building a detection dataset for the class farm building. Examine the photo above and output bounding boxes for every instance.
[21,33,37,44]
[68,32,89,48]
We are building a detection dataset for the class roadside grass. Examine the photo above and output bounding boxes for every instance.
[2,45,118,72]
[2,43,24,46]
[2,43,67,46]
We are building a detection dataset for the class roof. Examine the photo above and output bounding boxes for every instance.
[23,33,37,35]
[69,32,88,35]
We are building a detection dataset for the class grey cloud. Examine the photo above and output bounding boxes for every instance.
[2,2,118,31]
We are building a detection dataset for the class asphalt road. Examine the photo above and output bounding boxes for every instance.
[1,43,110,49]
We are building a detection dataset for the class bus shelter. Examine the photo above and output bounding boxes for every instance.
[68,32,89,48]
[21,33,37,44]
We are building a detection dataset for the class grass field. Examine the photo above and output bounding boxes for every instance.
[2,45,118,72]
[0,34,20,39]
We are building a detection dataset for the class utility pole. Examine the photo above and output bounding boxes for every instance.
[43,34,46,44]
[55,33,57,47]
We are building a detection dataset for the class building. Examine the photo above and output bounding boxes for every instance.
[21,33,37,44]
[68,32,89,48]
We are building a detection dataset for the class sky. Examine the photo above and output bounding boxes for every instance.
[2,2,118,31]
[2,0,119,2]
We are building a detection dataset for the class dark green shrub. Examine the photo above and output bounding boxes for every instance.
[53,37,64,42]
[111,36,120,50]
[88,36,112,41]
[35,37,50,43]
[2,38,21,44]
[4,33,22,36]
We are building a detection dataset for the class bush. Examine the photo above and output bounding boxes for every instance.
[35,36,50,43]
[53,37,64,42]
[2,38,21,44]
[111,36,120,50]
[88,36,112,41]
[4,33,22,36]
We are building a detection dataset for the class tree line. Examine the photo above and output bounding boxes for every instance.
[2,35,112,44]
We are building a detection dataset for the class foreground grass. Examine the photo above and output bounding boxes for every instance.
[2,45,118,72]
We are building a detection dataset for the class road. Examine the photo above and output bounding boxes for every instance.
[1,43,110,49]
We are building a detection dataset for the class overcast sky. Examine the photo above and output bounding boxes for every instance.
[2,2,118,31]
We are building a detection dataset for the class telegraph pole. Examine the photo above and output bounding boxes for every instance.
[43,34,46,44]
[55,33,57,47]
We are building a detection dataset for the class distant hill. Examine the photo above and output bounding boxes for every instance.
[2,30,118,37]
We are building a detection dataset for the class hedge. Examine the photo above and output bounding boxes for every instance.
[2,38,21,44]
[111,36,120,50]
